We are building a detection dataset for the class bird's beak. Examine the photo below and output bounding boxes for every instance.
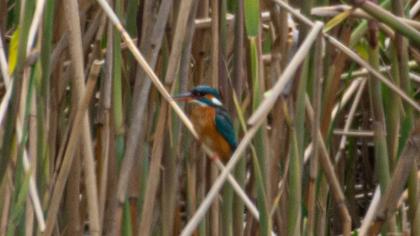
[173,92,193,102]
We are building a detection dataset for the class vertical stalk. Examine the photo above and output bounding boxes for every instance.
[219,0,233,227]
[368,17,389,191]
[286,106,302,236]
[288,1,313,235]
[232,1,245,235]
[367,11,395,232]
[211,0,219,89]
[266,1,289,234]
[1,177,12,236]
[37,0,55,196]
[391,0,417,231]
[210,1,220,234]
[25,92,37,236]
[113,0,125,165]
[244,0,271,234]
[111,3,127,232]
[250,36,271,236]
[64,153,81,236]
[137,104,167,236]
[384,45,401,167]
[307,35,323,236]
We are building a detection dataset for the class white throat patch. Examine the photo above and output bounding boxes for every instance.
[211,97,223,106]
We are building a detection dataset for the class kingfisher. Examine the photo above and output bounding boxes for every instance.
[174,85,237,163]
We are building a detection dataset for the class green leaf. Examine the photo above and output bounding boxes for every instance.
[355,41,369,60]
[323,10,351,33]
[8,29,20,74]
[250,38,260,109]
[244,0,260,37]
[9,169,31,229]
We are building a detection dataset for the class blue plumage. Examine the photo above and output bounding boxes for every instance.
[191,85,222,100]
[215,107,237,151]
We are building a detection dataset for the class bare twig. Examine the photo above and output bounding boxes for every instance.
[333,129,374,137]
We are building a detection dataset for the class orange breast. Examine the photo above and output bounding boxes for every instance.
[190,106,232,162]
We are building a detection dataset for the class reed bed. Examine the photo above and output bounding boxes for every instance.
[0,0,419,235]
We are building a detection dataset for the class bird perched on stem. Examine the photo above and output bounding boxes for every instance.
[174,85,237,163]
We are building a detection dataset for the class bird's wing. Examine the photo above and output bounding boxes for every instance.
[215,108,237,151]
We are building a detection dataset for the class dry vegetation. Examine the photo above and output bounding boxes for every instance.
[0,0,420,235]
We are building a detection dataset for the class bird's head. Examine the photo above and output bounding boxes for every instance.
[174,85,223,107]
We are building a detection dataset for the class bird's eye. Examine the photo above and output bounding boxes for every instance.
[195,91,204,97]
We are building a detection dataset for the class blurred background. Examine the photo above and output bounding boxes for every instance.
[0,0,419,235]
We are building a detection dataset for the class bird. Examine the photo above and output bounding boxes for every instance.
[174,85,237,163]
